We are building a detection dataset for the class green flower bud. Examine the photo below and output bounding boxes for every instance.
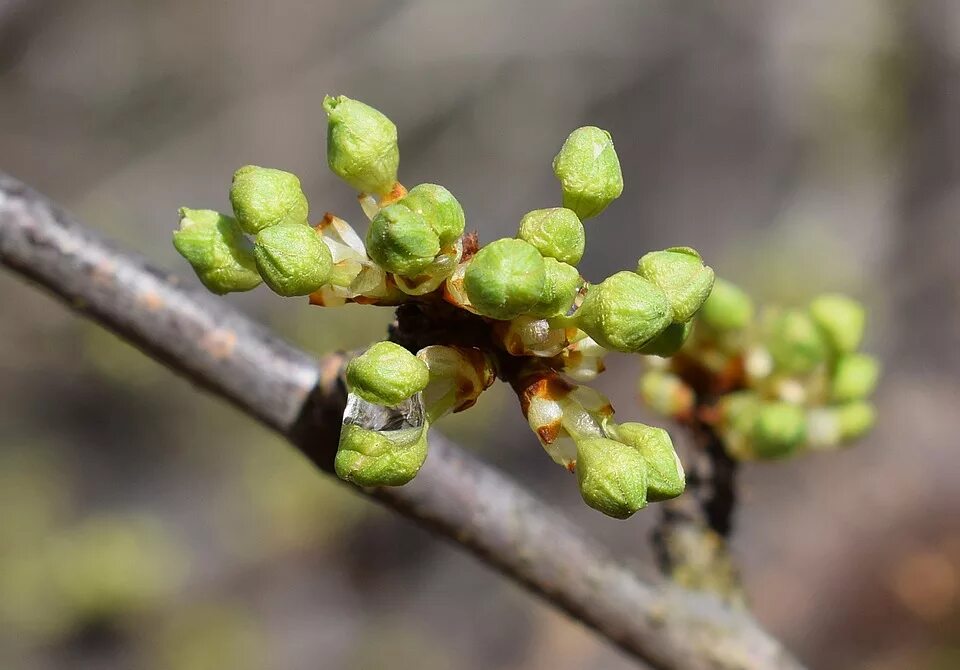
[323,95,399,196]
[698,278,754,332]
[253,223,332,296]
[767,309,828,374]
[464,238,546,320]
[366,204,440,277]
[346,341,430,407]
[639,370,695,418]
[576,437,648,519]
[334,422,428,487]
[836,401,876,441]
[616,423,685,502]
[229,165,309,234]
[397,184,465,247]
[517,208,585,265]
[831,353,881,402]
[573,272,671,353]
[636,247,715,324]
[809,293,866,354]
[528,257,581,318]
[173,208,262,294]
[752,402,806,459]
[552,126,623,220]
[638,321,693,357]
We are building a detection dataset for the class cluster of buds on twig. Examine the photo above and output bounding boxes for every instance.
[639,279,880,460]
[173,95,718,518]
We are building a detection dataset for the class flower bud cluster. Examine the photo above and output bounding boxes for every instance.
[173,94,716,518]
[639,280,880,460]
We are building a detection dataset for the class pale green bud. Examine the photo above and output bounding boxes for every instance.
[173,208,262,294]
[616,423,685,502]
[517,208,585,265]
[464,238,546,320]
[636,247,715,324]
[767,309,828,374]
[334,423,428,487]
[323,95,399,196]
[253,223,332,296]
[638,321,693,357]
[832,353,880,402]
[573,271,672,353]
[699,278,754,332]
[809,293,866,354]
[639,370,695,418]
[576,437,648,519]
[397,184,465,246]
[720,391,761,435]
[552,126,624,220]
[528,257,581,318]
[366,204,440,277]
[346,341,430,407]
[229,165,309,234]
[752,402,806,459]
[837,401,876,440]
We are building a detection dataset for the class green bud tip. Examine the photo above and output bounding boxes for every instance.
[528,257,581,318]
[323,94,399,196]
[767,309,828,374]
[335,423,428,487]
[616,423,685,502]
[552,126,624,220]
[573,271,672,353]
[464,238,546,320]
[173,208,262,294]
[397,183,466,247]
[752,402,806,459]
[253,223,332,296]
[638,321,693,357]
[576,437,648,519]
[636,247,715,324]
[699,278,754,332]
[346,341,430,407]
[836,401,876,441]
[832,353,881,402]
[517,208,586,266]
[229,165,309,235]
[366,204,441,277]
[809,293,866,354]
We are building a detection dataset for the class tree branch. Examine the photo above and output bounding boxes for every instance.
[0,172,804,670]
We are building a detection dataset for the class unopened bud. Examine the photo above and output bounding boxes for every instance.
[573,272,671,353]
[576,437,648,519]
[553,126,624,220]
[397,183,465,247]
[528,257,581,318]
[809,293,866,354]
[638,369,695,419]
[346,341,430,408]
[699,278,754,332]
[334,422,428,487]
[517,208,585,265]
[767,309,828,374]
[616,423,685,502]
[836,401,876,441]
[464,238,546,320]
[831,353,880,402]
[229,165,309,234]
[323,95,399,196]
[636,247,715,323]
[752,402,806,459]
[173,208,261,294]
[638,321,693,358]
[366,204,440,277]
[254,223,332,296]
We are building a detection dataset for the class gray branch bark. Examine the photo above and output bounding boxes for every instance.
[0,172,805,670]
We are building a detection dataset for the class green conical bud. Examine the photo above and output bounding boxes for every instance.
[517,208,585,265]
[836,401,876,441]
[767,309,828,374]
[366,204,440,277]
[464,238,546,320]
[528,257,581,318]
[229,166,309,234]
[699,278,754,332]
[752,402,806,459]
[831,353,880,402]
[573,272,671,353]
[720,390,761,435]
[575,437,648,519]
[636,247,715,324]
[346,341,430,407]
[253,223,332,296]
[809,294,866,354]
[552,126,623,220]
[638,321,693,357]
[323,95,399,196]
[397,183,465,246]
[334,422,428,487]
[616,423,685,502]
[173,208,262,294]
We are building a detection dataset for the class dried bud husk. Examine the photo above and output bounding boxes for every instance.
[464,238,546,320]
[254,223,332,296]
[831,353,880,402]
[397,184,465,247]
[366,204,441,277]
[346,341,430,408]
[636,247,715,323]
[699,278,754,332]
[573,272,672,353]
[334,422,428,487]
[809,293,866,354]
[517,208,585,265]
[576,437,648,519]
[417,345,495,421]
[767,309,828,374]
[323,95,399,196]
[173,208,262,294]
[552,126,624,220]
[616,423,685,502]
[229,165,309,234]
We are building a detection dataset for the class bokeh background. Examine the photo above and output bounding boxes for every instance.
[2,1,959,668]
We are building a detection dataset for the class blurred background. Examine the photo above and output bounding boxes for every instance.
[1,1,958,668]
